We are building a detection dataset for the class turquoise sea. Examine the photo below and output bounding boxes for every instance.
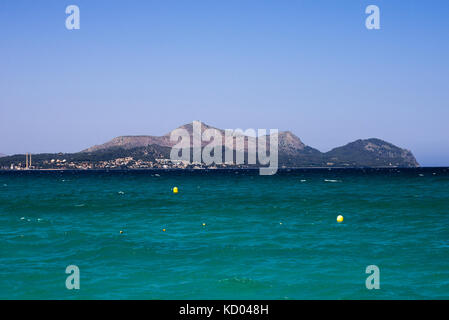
[1,168,449,299]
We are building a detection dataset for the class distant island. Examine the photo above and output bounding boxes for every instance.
[0,121,419,170]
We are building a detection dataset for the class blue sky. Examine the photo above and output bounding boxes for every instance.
[0,0,448,166]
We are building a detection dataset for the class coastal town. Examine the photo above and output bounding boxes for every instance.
[1,154,240,171]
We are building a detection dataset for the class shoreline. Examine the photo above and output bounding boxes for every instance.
[0,166,446,173]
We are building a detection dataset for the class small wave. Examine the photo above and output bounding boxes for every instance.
[300,179,307,182]
[218,277,268,289]
[20,217,42,222]
[75,204,86,207]
[118,191,125,195]
[324,179,341,183]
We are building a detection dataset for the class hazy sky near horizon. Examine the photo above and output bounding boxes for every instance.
[1,0,448,166]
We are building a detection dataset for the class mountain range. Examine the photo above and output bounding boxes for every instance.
[0,121,419,168]
[80,121,419,167]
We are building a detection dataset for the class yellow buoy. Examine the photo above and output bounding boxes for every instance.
[120,230,123,234]
[173,187,178,194]
[162,228,166,232]
[202,223,206,226]
[337,215,344,223]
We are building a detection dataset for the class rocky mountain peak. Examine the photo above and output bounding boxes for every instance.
[278,131,306,151]
[165,121,222,136]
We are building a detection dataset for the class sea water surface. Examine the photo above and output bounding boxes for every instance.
[1,168,449,299]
